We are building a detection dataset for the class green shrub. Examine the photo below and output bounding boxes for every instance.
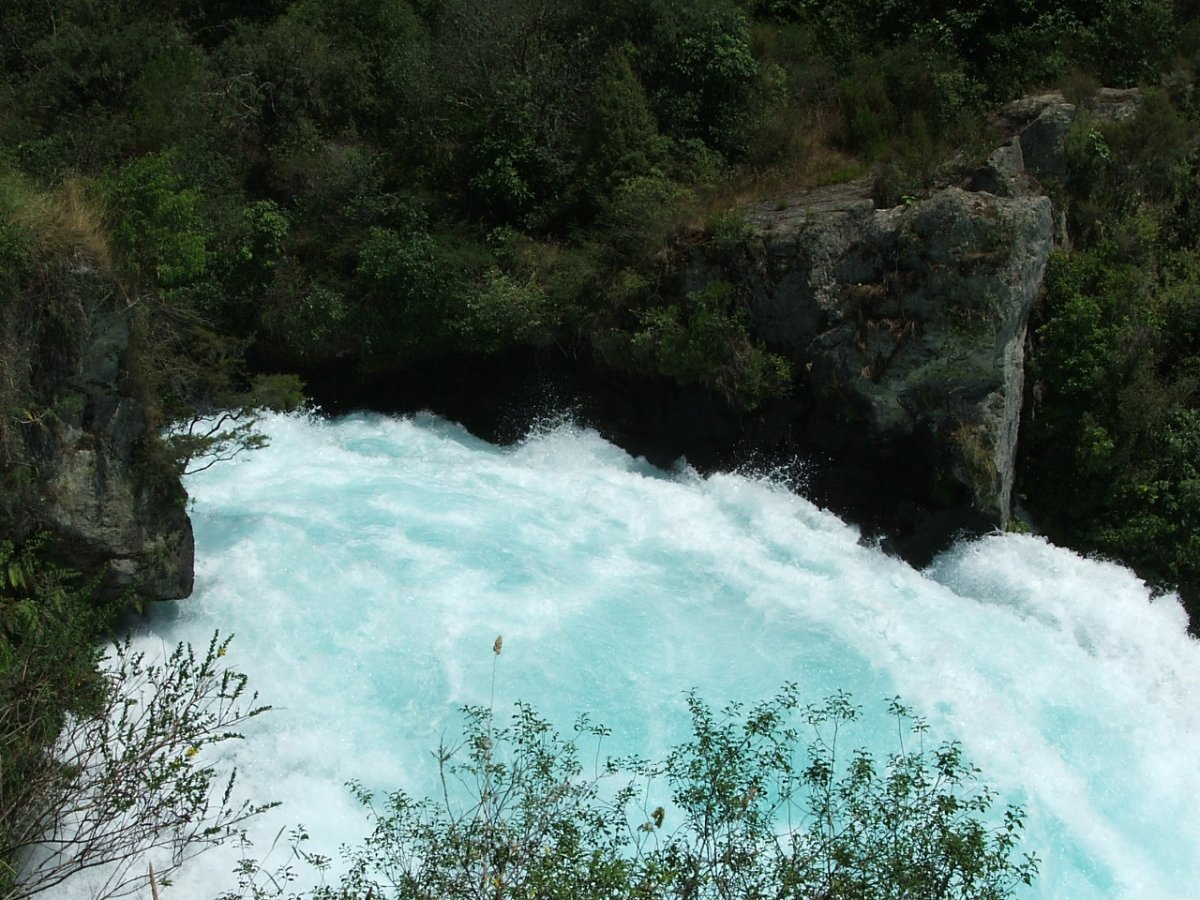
[456,268,556,353]
[627,281,792,409]
[212,200,293,331]
[604,282,792,412]
[1026,240,1200,613]
[633,0,764,158]
[224,685,1037,900]
[106,152,210,291]
[352,219,460,362]
[838,44,980,165]
[1064,91,1198,240]
[599,175,696,265]
[578,48,669,212]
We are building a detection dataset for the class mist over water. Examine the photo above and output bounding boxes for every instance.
[69,412,1200,898]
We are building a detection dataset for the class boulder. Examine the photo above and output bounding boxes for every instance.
[720,180,1052,558]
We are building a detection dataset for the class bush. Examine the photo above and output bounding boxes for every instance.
[224,682,1037,899]
[577,48,669,214]
[353,219,460,362]
[1025,240,1200,614]
[455,268,556,353]
[628,281,792,410]
[0,542,272,899]
[1064,92,1198,239]
[598,175,696,265]
[636,0,763,158]
[4,636,273,900]
[105,152,210,292]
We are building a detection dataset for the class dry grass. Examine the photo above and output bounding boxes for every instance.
[690,114,867,228]
[56,178,113,272]
[1,172,113,273]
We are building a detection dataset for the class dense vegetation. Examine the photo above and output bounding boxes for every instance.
[1,0,1200,893]
[1022,88,1200,609]
[3,0,1195,409]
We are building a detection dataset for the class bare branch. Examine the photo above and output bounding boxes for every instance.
[0,633,273,900]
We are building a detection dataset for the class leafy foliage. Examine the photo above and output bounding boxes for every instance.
[4,635,273,899]
[162,372,306,476]
[106,152,210,292]
[223,688,1036,900]
[633,0,764,157]
[626,281,792,410]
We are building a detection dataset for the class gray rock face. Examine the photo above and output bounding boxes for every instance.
[1012,93,1076,182]
[684,95,1089,559]
[1,263,193,602]
[737,183,1051,535]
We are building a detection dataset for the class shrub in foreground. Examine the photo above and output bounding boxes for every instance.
[0,562,272,900]
[227,685,1037,900]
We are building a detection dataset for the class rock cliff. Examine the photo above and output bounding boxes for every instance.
[677,93,1125,562]
[0,257,193,603]
[733,181,1051,555]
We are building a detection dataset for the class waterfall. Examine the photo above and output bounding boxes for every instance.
[61,411,1200,898]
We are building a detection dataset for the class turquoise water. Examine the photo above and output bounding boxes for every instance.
[71,412,1200,897]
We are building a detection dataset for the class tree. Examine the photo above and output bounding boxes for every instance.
[105,151,210,293]
[632,0,763,158]
[429,0,603,228]
[161,371,306,476]
[577,47,668,213]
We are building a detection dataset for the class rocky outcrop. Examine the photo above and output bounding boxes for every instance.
[1,260,193,602]
[741,182,1050,532]
[677,96,1113,561]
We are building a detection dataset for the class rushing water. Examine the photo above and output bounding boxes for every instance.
[66,411,1200,898]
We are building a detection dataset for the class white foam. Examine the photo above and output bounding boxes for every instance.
[53,413,1200,899]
